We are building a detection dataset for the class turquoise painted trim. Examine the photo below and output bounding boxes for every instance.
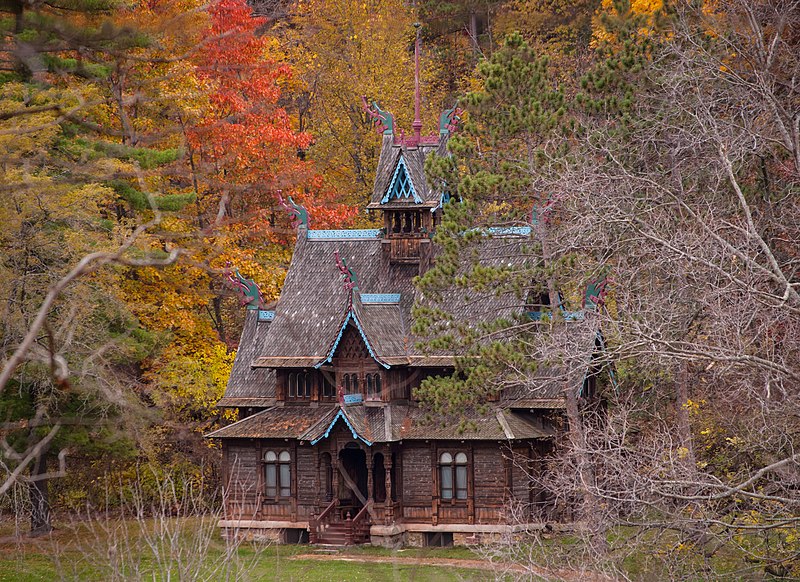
[310,409,373,446]
[315,311,390,370]
[381,157,422,204]
[257,310,275,322]
[307,229,381,240]
[487,226,531,236]
[350,310,391,369]
[360,293,401,304]
[527,310,584,321]
[343,394,363,404]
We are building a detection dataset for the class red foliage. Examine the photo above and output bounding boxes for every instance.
[188,0,356,230]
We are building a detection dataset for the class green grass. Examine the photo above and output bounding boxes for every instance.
[0,519,492,582]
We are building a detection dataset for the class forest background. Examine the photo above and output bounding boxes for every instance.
[1,0,798,579]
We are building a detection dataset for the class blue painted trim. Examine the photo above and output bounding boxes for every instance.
[360,293,401,304]
[307,229,381,240]
[381,157,422,204]
[314,310,390,370]
[487,226,531,236]
[310,409,373,446]
[343,394,363,404]
[257,310,275,322]
[527,310,585,321]
[350,310,391,369]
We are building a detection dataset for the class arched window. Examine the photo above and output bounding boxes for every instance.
[455,453,468,499]
[365,373,382,401]
[264,450,291,498]
[439,451,468,500]
[304,373,313,398]
[288,373,296,398]
[321,372,335,398]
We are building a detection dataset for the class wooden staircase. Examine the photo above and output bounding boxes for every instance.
[310,499,372,546]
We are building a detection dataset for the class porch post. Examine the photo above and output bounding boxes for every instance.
[384,449,393,525]
[332,450,340,500]
[366,448,374,504]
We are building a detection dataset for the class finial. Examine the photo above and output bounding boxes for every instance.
[334,250,359,294]
[412,23,422,143]
[225,263,265,310]
[278,192,309,230]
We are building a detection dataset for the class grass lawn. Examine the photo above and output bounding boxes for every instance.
[0,519,496,581]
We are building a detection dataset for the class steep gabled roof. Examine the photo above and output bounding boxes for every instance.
[367,135,448,209]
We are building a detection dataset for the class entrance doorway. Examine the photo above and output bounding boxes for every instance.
[338,447,368,514]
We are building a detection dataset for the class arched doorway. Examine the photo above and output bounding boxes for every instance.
[338,446,367,513]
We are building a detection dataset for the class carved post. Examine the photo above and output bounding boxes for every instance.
[332,453,340,501]
[384,453,393,526]
[367,460,374,504]
[309,507,318,544]
[345,511,353,545]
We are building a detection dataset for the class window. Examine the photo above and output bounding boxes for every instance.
[287,372,313,399]
[342,373,359,395]
[264,450,291,497]
[321,372,335,399]
[439,452,468,500]
[365,373,382,400]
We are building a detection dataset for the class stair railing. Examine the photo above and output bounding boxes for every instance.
[309,498,338,543]
[346,499,372,545]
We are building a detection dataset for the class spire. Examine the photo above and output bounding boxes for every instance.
[412,22,422,143]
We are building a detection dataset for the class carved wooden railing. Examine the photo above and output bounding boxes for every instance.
[346,500,372,545]
[309,498,338,544]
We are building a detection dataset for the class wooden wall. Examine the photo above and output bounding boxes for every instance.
[222,437,549,526]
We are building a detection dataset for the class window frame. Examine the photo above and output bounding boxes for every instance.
[438,450,469,503]
[263,449,292,500]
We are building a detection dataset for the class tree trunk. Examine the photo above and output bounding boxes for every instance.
[676,360,696,471]
[29,451,52,536]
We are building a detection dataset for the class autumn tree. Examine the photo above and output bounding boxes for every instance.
[272,0,444,211]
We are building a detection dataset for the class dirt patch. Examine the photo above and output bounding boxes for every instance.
[291,553,617,581]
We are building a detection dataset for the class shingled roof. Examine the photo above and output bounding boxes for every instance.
[217,309,275,408]
[207,403,555,442]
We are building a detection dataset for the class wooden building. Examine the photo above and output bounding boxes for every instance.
[207,70,602,546]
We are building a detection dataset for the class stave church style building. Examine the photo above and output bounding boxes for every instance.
[207,41,603,547]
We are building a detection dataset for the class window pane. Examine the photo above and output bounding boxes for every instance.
[352,375,359,393]
[440,452,452,464]
[265,464,277,497]
[375,374,381,395]
[279,463,291,497]
[344,374,350,393]
[456,466,468,499]
[455,453,467,464]
[264,451,276,462]
[279,451,290,462]
[288,373,296,397]
[366,374,373,396]
[440,466,453,499]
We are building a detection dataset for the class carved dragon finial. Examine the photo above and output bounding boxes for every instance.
[225,263,265,310]
[583,271,613,311]
[278,192,309,229]
[334,250,358,293]
[362,96,394,135]
[439,103,463,135]
[530,198,556,226]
